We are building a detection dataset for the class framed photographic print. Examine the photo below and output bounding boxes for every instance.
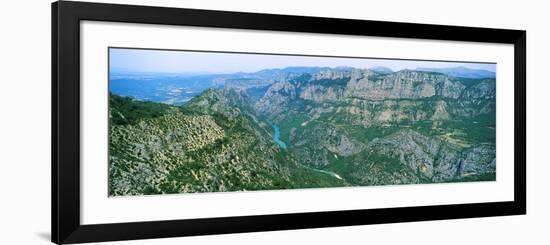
[52,1,526,244]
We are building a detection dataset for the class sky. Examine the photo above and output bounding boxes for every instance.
[110,48,496,74]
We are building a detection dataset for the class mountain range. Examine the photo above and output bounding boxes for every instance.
[108,66,496,196]
[416,66,495,79]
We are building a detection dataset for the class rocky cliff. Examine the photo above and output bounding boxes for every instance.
[108,92,346,196]
[253,67,496,184]
[256,68,495,125]
[109,66,497,195]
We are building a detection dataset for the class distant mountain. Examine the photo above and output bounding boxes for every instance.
[218,67,353,91]
[252,66,345,78]
[416,66,495,79]
[258,66,328,74]
[369,66,393,74]
[109,67,332,105]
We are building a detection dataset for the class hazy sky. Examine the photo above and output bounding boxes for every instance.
[110,48,496,74]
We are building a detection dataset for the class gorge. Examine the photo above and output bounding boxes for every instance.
[108,65,496,196]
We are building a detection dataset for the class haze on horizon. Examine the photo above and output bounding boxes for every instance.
[110,48,496,75]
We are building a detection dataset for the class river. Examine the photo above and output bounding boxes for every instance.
[311,168,343,180]
[271,125,343,180]
[271,125,287,149]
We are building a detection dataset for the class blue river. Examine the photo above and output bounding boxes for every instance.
[271,125,344,180]
[272,125,288,149]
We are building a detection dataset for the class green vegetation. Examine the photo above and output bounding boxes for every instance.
[109,68,497,196]
[452,77,496,88]
[109,93,171,126]
[109,91,346,196]
[310,77,351,87]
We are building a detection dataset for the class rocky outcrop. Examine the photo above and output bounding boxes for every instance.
[458,145,497,177]
[262,69,479,102]
[256,68,495,126]
[255,79,298,115]
[431,100,450,120]
[109,90,348,196]
[438,79,465,99]
[366,130,495,181]
[312,69,353,80]
[109,109,227,195]
[346,70,438,100]
[461,79,496,99]
[291,124,364,167]
[299,85,344,102]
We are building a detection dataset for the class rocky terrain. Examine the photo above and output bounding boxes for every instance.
[109,66,496,196]
[109,92,346,196]
[253,67,496,184]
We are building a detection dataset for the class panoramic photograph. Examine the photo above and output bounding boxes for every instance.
[108,48,496,197]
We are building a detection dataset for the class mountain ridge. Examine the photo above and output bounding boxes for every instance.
[416,66,495,79]
[108,65,496,195]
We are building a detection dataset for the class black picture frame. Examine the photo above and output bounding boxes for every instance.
[52,1,526,244]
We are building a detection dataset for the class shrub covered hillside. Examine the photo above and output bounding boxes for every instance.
[108,92,346,196]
